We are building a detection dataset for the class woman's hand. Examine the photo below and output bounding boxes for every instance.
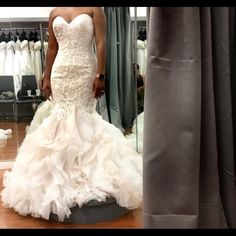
[93,77,105,99]
[42,78,52,100]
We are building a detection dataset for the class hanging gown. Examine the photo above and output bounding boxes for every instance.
[0,41,6,75]
[1,14,142,222]
[143,40,147,77]
[126,112,144,153]
[34,40,42,88]
[29,40,35,75]
[13,39,22,96]
[43,41,48,63]
[4,40,15,76]
[137,39,147,77]
[20,40,34,75]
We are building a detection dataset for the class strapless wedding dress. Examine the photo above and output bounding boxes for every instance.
[137,39,147,77]
[13,39,22,95]
[1,14,142,222]
[4,40,14,76]
[0,41,6,75]
[20,40,34,75]
[34,40,42,88]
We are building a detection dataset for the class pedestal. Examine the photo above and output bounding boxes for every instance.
[49,197,129,224]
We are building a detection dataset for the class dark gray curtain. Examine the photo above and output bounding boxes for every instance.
[104,7,136,130]
[143,7,236,228]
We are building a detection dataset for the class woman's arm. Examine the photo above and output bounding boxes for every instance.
[92,7,106,99]
[43,8,58,100]
[93,7,106,75]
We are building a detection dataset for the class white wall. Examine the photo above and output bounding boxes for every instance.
[0,7,53,22]
[130,7,147,18]
[0,7,146,22]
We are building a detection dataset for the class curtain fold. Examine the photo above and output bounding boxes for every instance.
[143,7,236,228]
[104,7,136,130]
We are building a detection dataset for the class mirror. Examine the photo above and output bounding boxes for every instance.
[126,7,146,154]
[0,10,14,162]
[0,7,146,163]
[135,8,146,155]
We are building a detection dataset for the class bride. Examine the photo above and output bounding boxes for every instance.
[1,7,142,222]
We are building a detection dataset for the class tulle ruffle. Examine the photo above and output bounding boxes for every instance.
[1,101,142,222]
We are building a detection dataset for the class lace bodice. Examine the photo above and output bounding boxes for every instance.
[21,40,29,52]
[29,41,34,52]
[14,39,21,51]
[51,14,97,114]
[34,41,41,51]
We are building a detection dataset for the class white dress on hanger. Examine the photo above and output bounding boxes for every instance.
[126,112,144,154]
[13,39,22,95]
[43,41,48,62]
[0,41,6,75]
[137,39,147,77]
[34,40,42,88]
[144,40,147,77]
[4,40,15,76]
[29,40,35,75]
[20,40,34,75]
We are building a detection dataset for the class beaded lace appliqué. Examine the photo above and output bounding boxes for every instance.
[51,14,97,119]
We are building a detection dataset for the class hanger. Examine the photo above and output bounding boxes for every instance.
[0,29,6,42]
[4,29,10,42]
[28,30,34,41]
[7,31,13,41]
[11,32,20,42]
[33,28,39,42]
[20,29,28,41]
[15,28,19,36]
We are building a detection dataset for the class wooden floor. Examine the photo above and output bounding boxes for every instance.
[0,122,29,161]
[0,122,142,228]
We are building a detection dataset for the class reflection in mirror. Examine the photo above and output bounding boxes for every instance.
[0,8,143,227]
[0,17,15,161]
[126,8,146,154]
[0,7,141,163]
[135,17,146,154]
[0,10,48,162]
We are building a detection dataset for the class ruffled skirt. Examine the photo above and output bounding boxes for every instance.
[1,101,142,222]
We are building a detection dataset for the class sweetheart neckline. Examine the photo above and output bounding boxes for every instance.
[54,13,92,25]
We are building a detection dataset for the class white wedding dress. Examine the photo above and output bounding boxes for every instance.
[34,40,43,88]
[4,40,15,75]
[126,112,144,154]
[43,41,48,63]
[0,41,6,75]
[29,40,35,75]
[20,40,34,75]
[137,39,147,77]
[1,14,142,222]
[13,39,22,95]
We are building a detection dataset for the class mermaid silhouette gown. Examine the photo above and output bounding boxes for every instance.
[1,14,142,222]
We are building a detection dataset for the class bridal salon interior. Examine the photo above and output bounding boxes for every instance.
[1,6,236,230]
[0,7,146,229]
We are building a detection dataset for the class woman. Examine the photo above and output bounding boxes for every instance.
[1,7,142,222]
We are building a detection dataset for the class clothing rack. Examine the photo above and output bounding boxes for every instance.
[0,27,48,31]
